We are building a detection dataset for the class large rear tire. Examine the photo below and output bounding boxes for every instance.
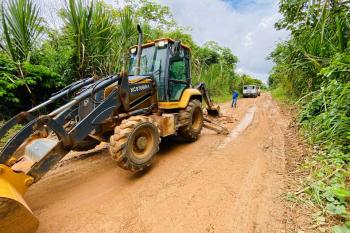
[109,116,160,171]
[178,99,203,142]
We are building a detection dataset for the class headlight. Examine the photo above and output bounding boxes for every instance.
[130,47,137,54]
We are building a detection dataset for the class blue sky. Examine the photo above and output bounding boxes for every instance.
[158,0,289,82]
[223,0,267,9]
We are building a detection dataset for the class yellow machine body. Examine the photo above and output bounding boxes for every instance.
[0,164,38,233]
[158,89,202,109]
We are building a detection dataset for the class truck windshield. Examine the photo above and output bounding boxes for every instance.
[129,46,167,100]
[129,46,167,76]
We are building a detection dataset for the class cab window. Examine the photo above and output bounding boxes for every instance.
[169,57,189,101]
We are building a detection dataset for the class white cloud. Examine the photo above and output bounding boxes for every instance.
[157,0,289,83]
[243,32,253,48]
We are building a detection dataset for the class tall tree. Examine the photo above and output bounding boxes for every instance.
[62,0,94,79]
[1,0,43,62]
[116,7,137,71]
[62,0,118,79]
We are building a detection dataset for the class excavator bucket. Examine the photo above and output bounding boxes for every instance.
[0,165,38,233]
[194,82,221,117]
[206,105,220,117]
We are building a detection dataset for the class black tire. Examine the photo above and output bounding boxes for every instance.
[178,99,204,142]
[109,116,160,171]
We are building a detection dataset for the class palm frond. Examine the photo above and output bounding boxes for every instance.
[1,0,43,61]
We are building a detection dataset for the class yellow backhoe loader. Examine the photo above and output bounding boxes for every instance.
[0,25,227,233]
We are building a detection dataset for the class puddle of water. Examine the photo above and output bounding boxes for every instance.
[218,106,257,149]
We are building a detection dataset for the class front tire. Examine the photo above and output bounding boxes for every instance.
[109,116,160,171]
[178,99,204,142]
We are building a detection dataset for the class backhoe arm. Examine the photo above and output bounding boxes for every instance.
[194,82,220,116]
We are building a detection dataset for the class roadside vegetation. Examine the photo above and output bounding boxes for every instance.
[269,1,350,231]
[0,0,262,121]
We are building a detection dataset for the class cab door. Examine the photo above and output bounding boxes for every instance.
[168,51,190,101]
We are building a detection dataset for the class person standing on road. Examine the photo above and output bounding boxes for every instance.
[231,90,239,108]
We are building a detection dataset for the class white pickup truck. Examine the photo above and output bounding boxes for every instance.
[243,85,260,98]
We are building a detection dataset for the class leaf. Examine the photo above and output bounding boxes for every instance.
[333,224,350,233]
[326,203,348,216]
[332,188,350,199]
[1,0,43,62]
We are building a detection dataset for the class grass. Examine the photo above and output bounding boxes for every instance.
[270,85,295,104]
[212,93,231,103]
[0,121,22,151]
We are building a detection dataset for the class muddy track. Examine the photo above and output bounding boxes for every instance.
[26,93,290,233]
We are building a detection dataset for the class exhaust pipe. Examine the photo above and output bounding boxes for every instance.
[136,24,143,75]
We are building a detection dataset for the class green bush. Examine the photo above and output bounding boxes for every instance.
[298,80,350,230]
[299,80,350,149]
[0,53,63,119]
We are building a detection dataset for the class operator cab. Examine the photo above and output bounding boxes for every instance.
[129,38,191,102]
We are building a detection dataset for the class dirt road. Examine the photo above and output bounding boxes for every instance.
[26,93,290,233]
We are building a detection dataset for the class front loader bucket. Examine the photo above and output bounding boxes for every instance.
[0,165,38,233]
